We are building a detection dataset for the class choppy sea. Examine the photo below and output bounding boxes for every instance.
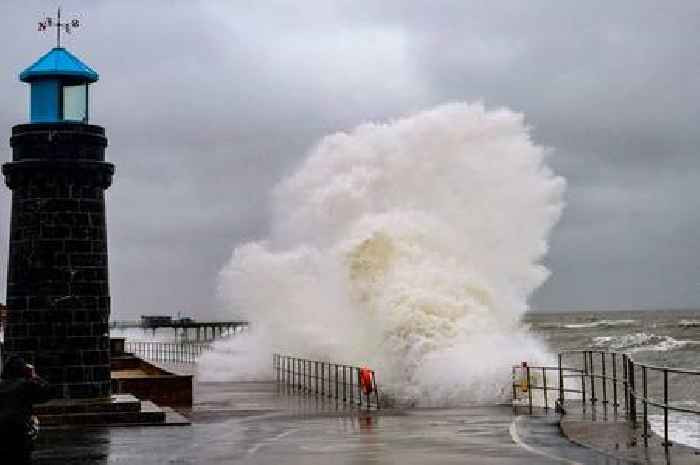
[525,309,700,448]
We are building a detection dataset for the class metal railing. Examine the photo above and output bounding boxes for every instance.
[273,353,381,410]
[511,360,583,414]
[512,349,700,453]
[125,341,212,364]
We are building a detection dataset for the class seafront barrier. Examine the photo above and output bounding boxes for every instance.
[513,348,700,455]
[273,353,381,410]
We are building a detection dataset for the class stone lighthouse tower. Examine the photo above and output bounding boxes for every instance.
[2,43,114,399]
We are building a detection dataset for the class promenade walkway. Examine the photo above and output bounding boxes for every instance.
[33,381,645,465]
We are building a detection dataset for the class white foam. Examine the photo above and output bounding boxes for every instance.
[200,103,565,404]
[649,403,700,449]
[562,319,636,329]
[591,333,700,353]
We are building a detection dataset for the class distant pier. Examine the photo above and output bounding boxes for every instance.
[109,317,249,341]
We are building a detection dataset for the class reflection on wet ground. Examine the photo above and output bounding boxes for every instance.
[33,382,638,465]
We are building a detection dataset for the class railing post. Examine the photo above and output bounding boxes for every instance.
[623,354,629,414]
[527,365,532,414]
[343,365,347,403]
[357,367,362,408]
[334,364,339,400]
[558,353,564,411]
[372,370,380,409]
[321,362,325,396]
[601,352,608,405]
[315,361,319,395]
[663,368,670,451]
[642,365,648,447]
[629,359,637,428]
[581,352,587,406]
[612,353,618,408]
[349,367,354,405]
[589,351,596,404]
[542,367,548,410]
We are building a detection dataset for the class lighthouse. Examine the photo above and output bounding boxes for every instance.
[2,24,114,398]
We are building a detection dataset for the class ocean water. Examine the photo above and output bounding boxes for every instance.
[525,309,700,369]
[525,309,700,448]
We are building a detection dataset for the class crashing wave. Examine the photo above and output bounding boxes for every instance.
[200,102,565,405]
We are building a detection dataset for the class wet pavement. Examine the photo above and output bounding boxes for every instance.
[33,382,649,464]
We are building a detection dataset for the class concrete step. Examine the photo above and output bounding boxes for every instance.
[37,400,166,427]
[34,394,142,415]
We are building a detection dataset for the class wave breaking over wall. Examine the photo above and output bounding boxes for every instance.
[199,102,566,405]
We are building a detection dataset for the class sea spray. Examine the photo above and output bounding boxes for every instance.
[199,102,566,404]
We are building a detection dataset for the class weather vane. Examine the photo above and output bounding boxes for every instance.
[37,7,80,48]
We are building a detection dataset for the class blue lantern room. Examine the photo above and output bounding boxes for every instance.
[20,47,98,124]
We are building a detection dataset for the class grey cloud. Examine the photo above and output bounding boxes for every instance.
[1,1,699,316]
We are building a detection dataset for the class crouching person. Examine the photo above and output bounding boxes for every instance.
[0,356,53,464]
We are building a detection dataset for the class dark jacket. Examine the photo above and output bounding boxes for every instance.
[0,376,52,439]
[0,356,52,462]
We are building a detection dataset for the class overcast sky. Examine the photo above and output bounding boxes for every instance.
[1,1,699,317]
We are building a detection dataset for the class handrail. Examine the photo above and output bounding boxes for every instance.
[512,348,699,454]
[561,348,700,375]
[273,353,381,410]
[125,341,212,364]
